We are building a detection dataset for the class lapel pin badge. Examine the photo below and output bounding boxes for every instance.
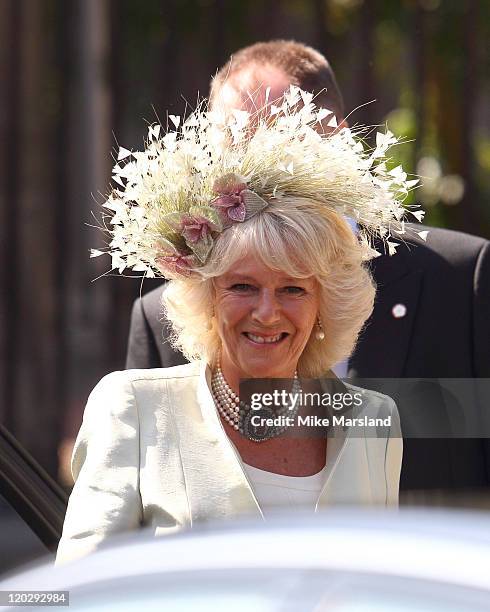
[392,303,407,319]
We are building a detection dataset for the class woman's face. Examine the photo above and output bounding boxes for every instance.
[213,253,320,388]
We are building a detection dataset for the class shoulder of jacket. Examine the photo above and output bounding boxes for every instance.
[342,382,397,412]
[403,224,488,260]
[91,362,200,392]
[86,364,201,413]
[139,284,167,313]
[371,225,488,284]
[125,361,201,383]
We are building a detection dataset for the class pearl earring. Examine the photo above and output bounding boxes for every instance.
[315,315,325,341]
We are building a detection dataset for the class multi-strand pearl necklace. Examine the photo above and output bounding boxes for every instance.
[211,362,301,442]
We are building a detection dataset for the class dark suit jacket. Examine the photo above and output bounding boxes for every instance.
[126,225,490,492]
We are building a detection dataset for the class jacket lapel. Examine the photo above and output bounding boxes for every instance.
[193,364,264,520]
[349,251,424,378]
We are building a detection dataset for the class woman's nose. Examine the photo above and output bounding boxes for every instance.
[251,289,281,325]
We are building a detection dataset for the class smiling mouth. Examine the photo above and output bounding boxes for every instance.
[243,332,289,345]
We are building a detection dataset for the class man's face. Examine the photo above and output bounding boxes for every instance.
[211,63,346,132]
[212,64,295,116]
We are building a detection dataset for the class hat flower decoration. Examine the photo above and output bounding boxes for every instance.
[91,86,424,279]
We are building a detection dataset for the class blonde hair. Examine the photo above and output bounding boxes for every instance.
[162,199,375,378]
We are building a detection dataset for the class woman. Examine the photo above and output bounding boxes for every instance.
[57,88,416,564]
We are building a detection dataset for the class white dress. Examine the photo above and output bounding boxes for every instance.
[242,462,328,514]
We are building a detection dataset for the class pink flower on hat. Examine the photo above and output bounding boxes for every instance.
[155,252,196,277]
[211,175,248,222]
[180,215,217,244]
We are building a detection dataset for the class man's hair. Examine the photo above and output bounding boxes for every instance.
[210,39,345,120]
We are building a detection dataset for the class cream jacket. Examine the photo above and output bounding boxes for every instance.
[56,362,402,565]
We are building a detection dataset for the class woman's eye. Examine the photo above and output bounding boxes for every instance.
[230,283,255,292]
[283,286,305,295]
